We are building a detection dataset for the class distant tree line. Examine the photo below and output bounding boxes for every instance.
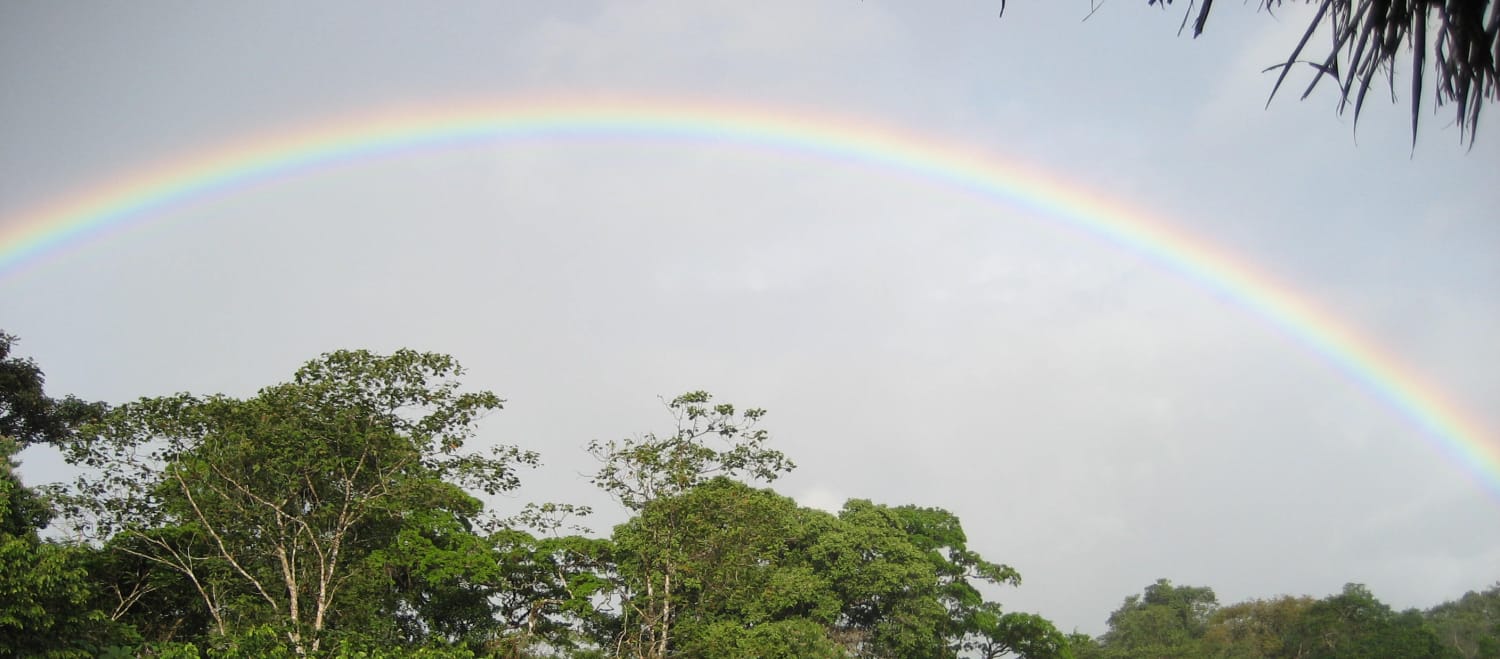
[1,329,1495,657]
[1070,577,1499,658]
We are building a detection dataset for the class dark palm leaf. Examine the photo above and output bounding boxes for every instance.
[1147,0,1498,145]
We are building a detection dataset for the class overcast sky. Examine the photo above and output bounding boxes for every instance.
[2,1,1498,636]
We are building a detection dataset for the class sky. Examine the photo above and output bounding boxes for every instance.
[2,0,1498,637]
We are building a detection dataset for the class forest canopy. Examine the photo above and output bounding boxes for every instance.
[1,332,1495,657]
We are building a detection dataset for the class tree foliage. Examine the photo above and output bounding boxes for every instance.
[1,439,121,657]
[588,393,1046,658]
[0,334,121,657]
[12,354,1065,657]
[1081,578,1472,659]
[1427,584,1500,658]
[587,391,793,511]
[6,329,1494,658]
[1199,595,1318,657]
[963,605,1073,659]
[1092,579,1219,658]
[0,331,104,448]
[1131,1,1497,144]
[58,349,536,655]
[610,478,841,658]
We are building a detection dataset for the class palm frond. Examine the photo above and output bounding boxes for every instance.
[1148,0,1498,145]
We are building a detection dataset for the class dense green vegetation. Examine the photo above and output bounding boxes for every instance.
[1068,579,1499,658]
[2,331,1496,657]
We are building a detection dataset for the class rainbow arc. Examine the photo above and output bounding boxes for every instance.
[1,96,1494,496]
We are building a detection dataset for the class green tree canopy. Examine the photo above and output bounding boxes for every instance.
[59,349,536,655]
[1090,579,1218,658]
[1427,583,1500,658]
[0,331,121,657]
[1087,578,1469,659]
[1289,583,1453,658]
[1,439,121,657]
[0,331,104,448]
[1199,595,1318,658]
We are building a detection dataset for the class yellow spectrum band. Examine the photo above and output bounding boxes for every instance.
[2,95,1495,497]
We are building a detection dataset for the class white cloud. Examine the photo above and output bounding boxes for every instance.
[794,485,846,514]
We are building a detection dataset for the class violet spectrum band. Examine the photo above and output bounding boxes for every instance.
[2,95,1495,496]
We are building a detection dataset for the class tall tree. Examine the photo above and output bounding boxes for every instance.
[807,499,1034,658]
[587,391,794,511]
[612,478,845,658]
[881,505,1023,644]
[0,332,119,657]
[0,331,104,447]
[588,391,796,657]
[586,392,1062,658]
[59,349,535,655]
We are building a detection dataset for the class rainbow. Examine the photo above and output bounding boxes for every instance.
[2,95,1496,496]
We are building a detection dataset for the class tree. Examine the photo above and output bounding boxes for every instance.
[604,475,1058,659]
[587,392,1062,658]
[1426,584,1500,658]
[1073,1,1497,144]
[59,349,536,655]
[1199,595,1318,658]
[1089,580,1466,659]
[806,499,1035,658]
[587,391,797,657]
[0,438,122,657]
[679,618,847,658]
[868,504,1035,657]
[961,604,1073,659]
[612,478,844,658]
[487,503,615,656]
[0,332,121,657]
[587,391,794,511]
[83,532,223,645]
[1067,632,1105,659]
[1290,583,1453,658]
[1093,579,1219,658]
[0,331,105,448]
